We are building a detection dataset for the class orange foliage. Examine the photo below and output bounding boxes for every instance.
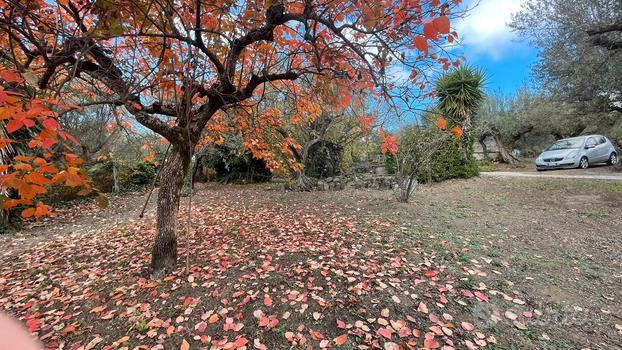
[1,0,463,212]
[379,129,399,156]
[0,66,90,218]
[436,118,448,130]
[452,126,464,138]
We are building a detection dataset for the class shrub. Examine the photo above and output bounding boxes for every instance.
[129,162,157,186]
[88,161,115,192]
[394,127,479,184]
[203,145,272,183]
[305,140,343,179]
[88,160,157,192]
[428,135,479,182]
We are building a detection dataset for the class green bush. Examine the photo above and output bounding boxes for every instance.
[89,161,115,192]
[129,162,157,186]
[384,154,397,174]
[305,140,343,179]
[428,135,479,182]
[88,160,157,192]
[203,145,272,183]
[394,127,479,183]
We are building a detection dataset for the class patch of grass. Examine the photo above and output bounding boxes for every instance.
[578,211,609,219]
[29,268,49,277]
[456,278,475,290]
[135,319,149,332]
[478,164,495,172]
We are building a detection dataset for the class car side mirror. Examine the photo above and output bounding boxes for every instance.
[585,145,595,149]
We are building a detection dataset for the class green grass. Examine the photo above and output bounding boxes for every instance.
[478,164,495,172]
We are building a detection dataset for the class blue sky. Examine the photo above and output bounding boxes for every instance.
[387,0,539,127]
[455,0,538,95]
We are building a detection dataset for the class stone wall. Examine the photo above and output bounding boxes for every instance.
[315,174,397,191]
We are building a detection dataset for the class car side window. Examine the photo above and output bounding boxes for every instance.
[598,136,606,144]
[586,138,597,146]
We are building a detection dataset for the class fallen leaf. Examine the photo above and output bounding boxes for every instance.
[377,327,392,339]
[504,311,518,320]
[334,333,348,345]
[461,322,475,331]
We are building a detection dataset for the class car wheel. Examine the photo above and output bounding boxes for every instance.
[607,152,618,166]
[579,156,589,169]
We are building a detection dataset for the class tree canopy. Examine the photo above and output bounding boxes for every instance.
[1,0,465,275]
[511,0,622,114]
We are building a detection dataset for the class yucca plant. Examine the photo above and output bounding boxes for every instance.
[435,66,486,132]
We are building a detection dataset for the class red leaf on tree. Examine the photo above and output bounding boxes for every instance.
[0,69,24,83]
[433,16,451,34]
[6,119,23,133]
[42,118,60,131]
[414,36,429,52]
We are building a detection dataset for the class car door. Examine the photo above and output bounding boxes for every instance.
[585,137,599,161]
[597,136,610,161]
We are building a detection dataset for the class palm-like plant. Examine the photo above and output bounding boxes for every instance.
[435,66,486,132]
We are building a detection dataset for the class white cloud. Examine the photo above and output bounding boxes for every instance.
[454,0,527,59]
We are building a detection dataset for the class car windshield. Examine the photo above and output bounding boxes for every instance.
[546,138,584,151]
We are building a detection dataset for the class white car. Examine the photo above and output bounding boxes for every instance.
[535,135,618,170]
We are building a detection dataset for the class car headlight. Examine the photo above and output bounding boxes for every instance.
[565,151,578,159]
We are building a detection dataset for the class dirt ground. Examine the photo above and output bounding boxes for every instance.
[1,177,622,349]
[403,177,622,349]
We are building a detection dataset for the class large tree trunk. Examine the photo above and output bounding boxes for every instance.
[491,132,518,165]
[151,147,190,278]
[478,136,490,161]
[296,138,321,190]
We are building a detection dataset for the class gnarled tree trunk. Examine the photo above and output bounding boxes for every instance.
[478,135,490,161]
[151,146,190,278]
[491,131,518,165]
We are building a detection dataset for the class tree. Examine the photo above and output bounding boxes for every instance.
[1,0,464,276]
[474,87,622,158]
[511,0,622,114]
[277,92,373,188]
[388,67,483,202]
[435,65,486,133]
[391,126,449,202]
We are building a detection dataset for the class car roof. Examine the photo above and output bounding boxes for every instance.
[557,136,586,141]
[559,135,605,142]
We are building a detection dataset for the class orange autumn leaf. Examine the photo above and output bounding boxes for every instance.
[334,334,348,345]
[433,16,451,34]
[436,118,447,130]
[0,69,24,83]
[208,314,219,324]
[414,36,428,52]
[452,126,464,138]
[21,207,36,218]
[115,336,130,345]
[34,203,51,218]
[233,337,249,347]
